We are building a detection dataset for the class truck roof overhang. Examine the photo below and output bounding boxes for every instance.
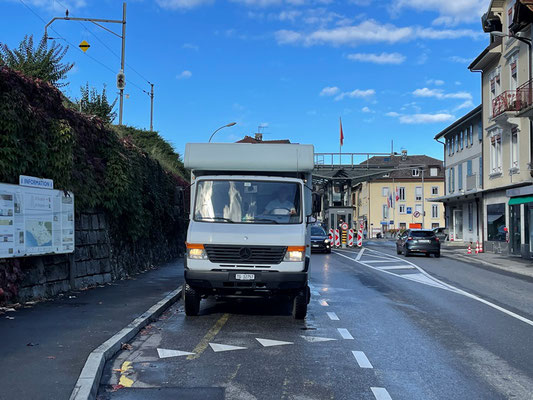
[185,143,315,173]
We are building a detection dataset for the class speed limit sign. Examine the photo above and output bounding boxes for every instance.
[413,211,421,218]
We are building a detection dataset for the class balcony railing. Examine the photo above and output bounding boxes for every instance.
[492,80,533,119]
[516,79,533,112]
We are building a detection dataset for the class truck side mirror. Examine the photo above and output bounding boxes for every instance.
[312,193,321,214]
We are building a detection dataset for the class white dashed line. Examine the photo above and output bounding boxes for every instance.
[363,260,401,263]
[319,300,329,306]
[377,265,416,270]
[355,248,365,261]
[312,291,321,296]
[352,351,373,368]
[327,312,339,321]
[337,328,354,339]
[371,387,393,400]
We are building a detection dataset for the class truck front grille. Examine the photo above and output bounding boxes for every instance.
[204,245,287,265]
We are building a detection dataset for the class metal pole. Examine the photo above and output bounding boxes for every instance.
[150,83,154,131]
[119,2,126,126]
[421,168,425,228]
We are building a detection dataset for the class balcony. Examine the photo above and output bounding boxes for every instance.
[491,90,522,127]
[516,79,533,119]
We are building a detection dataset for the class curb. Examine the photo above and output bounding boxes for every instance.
[69,286,182,400]
[442,251,533,279]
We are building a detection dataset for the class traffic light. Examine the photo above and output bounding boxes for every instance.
[116,70,126,90]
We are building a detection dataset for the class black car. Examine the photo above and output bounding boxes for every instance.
[311,226,331,253]
[396,229,440,257]
[433,227,448,242]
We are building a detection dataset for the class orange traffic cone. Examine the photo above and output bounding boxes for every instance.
[479,241,483,253]
[475,241,479,254]
[467,244,472,254]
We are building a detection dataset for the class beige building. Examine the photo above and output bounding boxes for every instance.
[469,0,533,258]
[352,154,445,238]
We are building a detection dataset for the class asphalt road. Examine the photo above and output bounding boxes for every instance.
[97,247,533,400]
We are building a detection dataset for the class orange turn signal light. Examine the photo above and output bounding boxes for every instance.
[287,246,305,252]
[186,243,204,249]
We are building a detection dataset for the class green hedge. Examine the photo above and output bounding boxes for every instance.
[0,66,188,242]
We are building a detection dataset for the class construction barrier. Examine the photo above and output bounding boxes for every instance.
[348,229,354,247]
[334,229,340,248]
[357,229,362,247]
[329,229,334,242]
[341,229,347,248]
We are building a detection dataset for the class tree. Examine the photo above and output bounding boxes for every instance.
[0,35,74,88]
[77,83,118,124]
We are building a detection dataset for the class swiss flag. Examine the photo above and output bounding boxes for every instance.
[340,117,344,147]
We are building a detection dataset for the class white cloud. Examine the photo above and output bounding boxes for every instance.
[320,86,340,96]
[399,113,455,124]
[386,112,400,117]
[454,100,475,111]
[426,79,445,86]
[347,52,406,64]
[361,106,374,113]
[183,43,199,51]
[413,87,472,100]
[13,0,86,12]
[275,19,482,46]
[335,89,375,101]
[449,56,472,63]
[157,0,213,9]
[230,0,283,6]
[394,0,488,26]
[177,70,192,79]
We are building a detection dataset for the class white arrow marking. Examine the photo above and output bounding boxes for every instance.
[300,336,337,343]
[209,343,247,352]
[157,348,195,358]
[256,338,293,347]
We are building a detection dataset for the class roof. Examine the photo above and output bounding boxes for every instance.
[357,155,445,180]
[468,36,502,70]
[434,105,482,140]
[236,135,291,144]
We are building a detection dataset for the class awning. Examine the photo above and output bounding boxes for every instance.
[509,195,533,205]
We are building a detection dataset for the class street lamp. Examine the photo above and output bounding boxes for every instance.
[208,122,237,143]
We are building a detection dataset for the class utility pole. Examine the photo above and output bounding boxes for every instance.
[44,2,127,125]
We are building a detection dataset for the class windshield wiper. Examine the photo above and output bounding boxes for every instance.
[248,218,279,224]
[197,216,234,223]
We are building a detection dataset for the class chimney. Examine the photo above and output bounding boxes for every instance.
[254,133,263,141]
[401,149,408,161]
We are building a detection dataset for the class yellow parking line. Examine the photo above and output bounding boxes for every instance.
[187,313,230,360]
[118,361,134,387]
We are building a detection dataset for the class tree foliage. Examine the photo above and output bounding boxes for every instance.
[0,35,74,88]
[77,83,117,124]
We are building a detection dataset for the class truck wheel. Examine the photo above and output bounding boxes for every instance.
[434,252,441,258]
[306,284,311,305]
[292,291,307,320]
[184,284,201,316]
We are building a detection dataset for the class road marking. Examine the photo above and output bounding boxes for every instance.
[355,248,365,261]
[187,313,230,360]
[327,312,339,320]
[377,265,415,270]
[312,291,321,296]
[157,348,195,358]
[118,361,134,387]
[335,248,533,328]
[352,351,373,368]
[209,343,247,352]
[363,260,402,263]
[300,336,337,343]
[319,300,329,306]
[371,387,393,400]
[256,338,293,347]
[337,328,354,339]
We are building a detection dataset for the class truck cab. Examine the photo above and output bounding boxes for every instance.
[183,143,315,319]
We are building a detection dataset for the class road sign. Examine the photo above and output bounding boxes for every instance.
[406,207,412,214]
[79,40,90,52]
[341,222,348,230]
[413,211,421,218]
[117,70,126,90]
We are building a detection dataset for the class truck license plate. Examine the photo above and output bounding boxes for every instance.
[236,273,255,280]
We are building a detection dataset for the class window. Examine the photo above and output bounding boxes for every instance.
[399,222,406,230]
[430,167,438,177]
[399,187,405,201]
[508,6,514,34]
[467,160,473,176]
[478,121,483,141]
[489,68,501,114]
[447,139,451,156]
[456,134,460,152]
[382,204,389,219]
[460,130,464,150]
[448,168,454,193]
[382,187,389,197]
[452,136,455,154]
[432,204,439,219]
[412,169,420,177]
[458,163,463,190]
[469,125,473,146]
[415,186,422,201]
[399,204,406,214]
[451,167,455,192]
[431,186,439,195]
[479,156,483,187]
[511,128,519,169]
[487,203,506,241]
[468,203,473,231]
[490,129,502,174]
[510,55,518,91]
[415,204,423,214]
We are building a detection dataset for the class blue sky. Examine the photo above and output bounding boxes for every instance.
[2,0,491,160]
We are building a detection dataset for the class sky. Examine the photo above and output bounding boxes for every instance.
[1,0,492,161]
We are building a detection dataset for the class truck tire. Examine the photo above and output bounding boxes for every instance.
[292,291,307,320]
[184,284,200,316]
[306,284,311,305]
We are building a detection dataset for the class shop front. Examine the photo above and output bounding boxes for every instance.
[507,185,533,259]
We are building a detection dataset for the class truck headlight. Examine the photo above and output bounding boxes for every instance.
[186,243,207,260]
[284,246,305,262]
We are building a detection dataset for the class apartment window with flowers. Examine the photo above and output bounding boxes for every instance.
[490,129,503,174]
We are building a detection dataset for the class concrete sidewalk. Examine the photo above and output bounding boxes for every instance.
[0,259,184,400]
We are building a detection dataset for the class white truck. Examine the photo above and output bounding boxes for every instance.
[183,142,315,319]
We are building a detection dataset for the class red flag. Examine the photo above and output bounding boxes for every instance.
[339,117,344,146]
[395,187,399,202]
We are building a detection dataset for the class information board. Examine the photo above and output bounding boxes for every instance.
[0,182,74,258]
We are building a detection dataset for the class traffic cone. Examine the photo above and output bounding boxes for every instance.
[479,241,483,253]
[475,241,479,254]
[467,244,472,255]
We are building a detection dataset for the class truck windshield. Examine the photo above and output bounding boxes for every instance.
[194,180,302,224]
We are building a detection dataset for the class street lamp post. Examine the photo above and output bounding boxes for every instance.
[208,122,237,143]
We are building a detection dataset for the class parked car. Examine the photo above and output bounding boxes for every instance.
[396,229,440,257]
[433,227,448,241]
[311,226,331,253]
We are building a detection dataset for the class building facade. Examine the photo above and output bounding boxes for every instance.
[352,154,445,238]
[434,106,484,244]
[469,0,533,258]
